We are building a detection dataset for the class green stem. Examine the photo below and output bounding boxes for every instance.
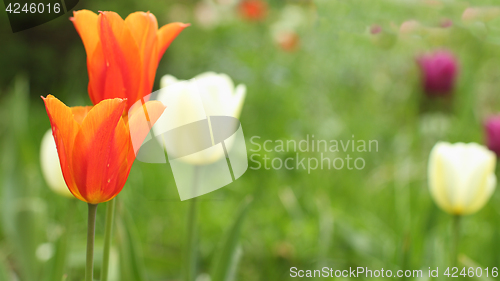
[185,197,198,281]
[185,167,200,281]
[100,198,116,281]
[451,215,461,267]
[86,203,98,281]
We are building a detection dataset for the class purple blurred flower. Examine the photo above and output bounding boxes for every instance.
[417,50,458,97]
[485,115,500,156]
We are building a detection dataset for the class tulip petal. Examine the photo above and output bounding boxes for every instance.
[42,95,85,201]
[87,41,106,105]
[102,116,130,202]
[160,74,179,88]
[125,12,158,56]
[94,11,141,108]
[72,98,127,204]
[71,10,99,59]
[71,106,92,124]
[428,143,454,213]
[127,100,166,165]
[462,145,496,214]
[156,22,189,61]
[125,12,159,99]
[467,174,496,214]
[232,84,246,118]
[147,22,189,91]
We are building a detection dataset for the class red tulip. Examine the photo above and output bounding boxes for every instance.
[71,10,189,111]
[239,0,267,21]
[42,95,165,204]
[417,50,458,97]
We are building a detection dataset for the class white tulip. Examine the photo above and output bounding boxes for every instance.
[156,72,246,165]
[40,130,73,198]
[428,142,497,215]
[160,72,246,119]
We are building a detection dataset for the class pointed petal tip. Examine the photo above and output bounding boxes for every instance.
[42,94,55,100]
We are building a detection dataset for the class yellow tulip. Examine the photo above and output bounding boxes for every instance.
[428,142,497,215]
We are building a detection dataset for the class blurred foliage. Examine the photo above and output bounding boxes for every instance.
[3,0,500,280]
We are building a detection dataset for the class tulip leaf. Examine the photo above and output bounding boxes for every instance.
[210,196,252,281]
[116,205,147,281]
[44,200,76,281]
[0,255,11,281]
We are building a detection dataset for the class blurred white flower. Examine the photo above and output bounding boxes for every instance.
[399,20,421,36]
[156,72,246,165]
[194,1,220,29]
[462,7,500,23]
[428,142,497,215]
[40,130,73,198]
[36,242,54,262]
[194,0,237,29]
[196,273,212,281]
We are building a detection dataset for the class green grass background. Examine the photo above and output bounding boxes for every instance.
[2,0,500,280]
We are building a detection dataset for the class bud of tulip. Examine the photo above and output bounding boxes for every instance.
[40,130,74,198]
[416,50,458,97]
[485,115,500,156]
[428,142,497,215]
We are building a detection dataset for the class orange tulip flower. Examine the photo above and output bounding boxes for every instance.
[42,95,165,204]
[71,10,189,111]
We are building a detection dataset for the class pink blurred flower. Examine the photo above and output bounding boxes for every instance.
[441,18,453,28]
[370,24,382,34]
[485,115,500,156]
[417,50,458,97]
[239,0,267,21]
